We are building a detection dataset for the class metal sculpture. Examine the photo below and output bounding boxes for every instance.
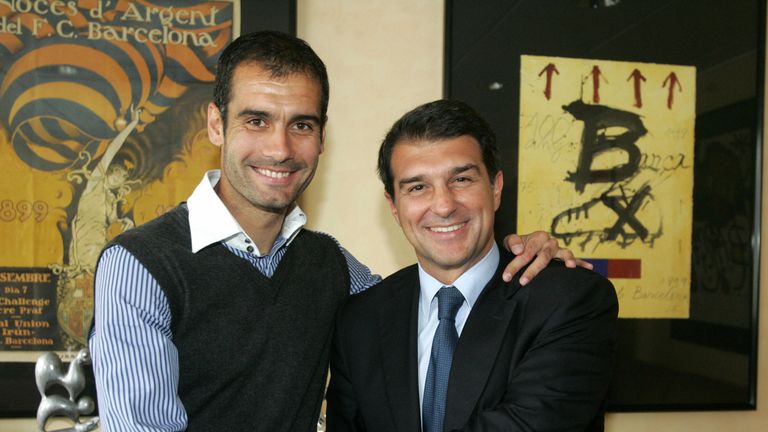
[34,348,99,432]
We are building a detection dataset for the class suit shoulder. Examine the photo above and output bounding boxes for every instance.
[526,261,617,308]
[344,264,418,310]
[380,264,420,287]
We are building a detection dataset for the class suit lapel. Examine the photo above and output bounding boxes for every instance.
[444,257,523,429]
[377,273,421,432]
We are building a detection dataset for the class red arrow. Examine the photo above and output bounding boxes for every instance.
[627,69,646,108]
[590,65,608,103]
[538,63,559,100]
[662,72,682,109]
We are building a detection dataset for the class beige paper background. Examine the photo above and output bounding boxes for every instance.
[518,55,696,318]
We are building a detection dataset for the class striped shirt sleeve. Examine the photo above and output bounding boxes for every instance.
[88,245,187,431]
[324,234,382,295]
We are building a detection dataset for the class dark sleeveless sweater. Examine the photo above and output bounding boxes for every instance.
[103,205,350,431]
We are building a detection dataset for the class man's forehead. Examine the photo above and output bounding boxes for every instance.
[393,135,482,159]
[395,134,480,148]
[391,136,484,175]
[227,64,322,112]
[233,61,321,89]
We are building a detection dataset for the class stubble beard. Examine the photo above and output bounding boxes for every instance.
[224,155,318,215]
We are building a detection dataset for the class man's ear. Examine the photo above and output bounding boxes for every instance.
[492,171,503,211]
[319,125,326,154]
[207,102,224,147]
[385,191,401,226]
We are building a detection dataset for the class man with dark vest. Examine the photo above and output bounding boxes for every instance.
[326,100,619,431]
[89,32,585,431]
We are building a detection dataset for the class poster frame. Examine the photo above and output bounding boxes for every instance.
[0,0,296,418]
[444,0,763,411]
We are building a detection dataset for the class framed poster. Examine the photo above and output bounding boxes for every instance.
[0,0,295,417]
[446,0,763,410]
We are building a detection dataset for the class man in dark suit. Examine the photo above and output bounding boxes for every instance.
[326,99,618,432]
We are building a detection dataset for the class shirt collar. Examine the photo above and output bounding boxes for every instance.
[186,170,307,255]
[418,242,500,318]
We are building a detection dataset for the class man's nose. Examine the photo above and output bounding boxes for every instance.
[263,128,292,162]
[431,185,457,218]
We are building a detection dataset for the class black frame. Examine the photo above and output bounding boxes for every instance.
[445,0,763,411]
[241,0,296,35]
[0,0,296,418]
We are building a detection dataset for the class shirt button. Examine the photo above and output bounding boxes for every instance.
[244,238,252,244]
[246,246,254,253]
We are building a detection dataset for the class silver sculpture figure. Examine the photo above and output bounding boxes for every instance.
[35,348,99,432]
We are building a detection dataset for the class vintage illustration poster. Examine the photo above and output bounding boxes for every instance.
[517,55,695,318]
[0,0,238,361]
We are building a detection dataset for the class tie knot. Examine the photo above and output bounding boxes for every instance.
[437,286,464,321]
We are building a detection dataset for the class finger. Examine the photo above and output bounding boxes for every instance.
[503,235,555,282]
[518,237,556,282]
[502,240,540,280]
[572,258,593,269]
[554,248,577,267]
[502,254,531,282]
[517,237,558,284]
[553,247,593,269]
[504,234,525,255]
[515,231,550,256]
[519,250,553,285]
[536,237,560,259]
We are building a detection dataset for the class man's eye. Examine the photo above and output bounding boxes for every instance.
[409,184,425,193]
[247,118,266,127]
[454,176,472,183]
[294,122,316,134]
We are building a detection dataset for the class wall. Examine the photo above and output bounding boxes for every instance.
[1,0,764,430]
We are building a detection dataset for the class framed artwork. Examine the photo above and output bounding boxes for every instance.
[0,0,295,417]
[446,0,763,410]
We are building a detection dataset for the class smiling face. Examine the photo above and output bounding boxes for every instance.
[207,62,324,216]
[386,135,503,284]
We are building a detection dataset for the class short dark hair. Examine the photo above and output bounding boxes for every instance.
[213,31,330,128]
[377,99,501,197]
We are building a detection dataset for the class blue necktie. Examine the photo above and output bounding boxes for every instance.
[423,286,464,432]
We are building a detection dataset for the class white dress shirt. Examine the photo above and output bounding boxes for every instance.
[417,242,500,415]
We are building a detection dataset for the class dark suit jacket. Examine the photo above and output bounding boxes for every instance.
[326,250,618,432]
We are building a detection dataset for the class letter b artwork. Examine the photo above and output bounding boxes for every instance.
[518,55,695,318]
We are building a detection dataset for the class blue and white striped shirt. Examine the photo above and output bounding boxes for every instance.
[89,171,380,431]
